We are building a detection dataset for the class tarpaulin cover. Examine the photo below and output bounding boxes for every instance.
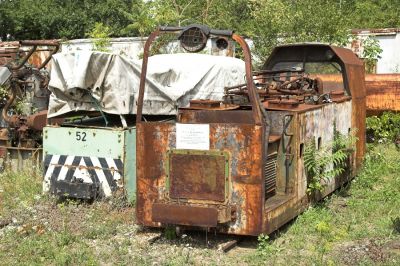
[0,66,11,86]
[47,51,245,118]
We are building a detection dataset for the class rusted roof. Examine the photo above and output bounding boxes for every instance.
[263,43,363,68]
[331,46,363,66]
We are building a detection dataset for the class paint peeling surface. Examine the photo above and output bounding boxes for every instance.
[297,101,353,197]
[43,154,123,198]
[136,122,264,235]
[43,126,136,201]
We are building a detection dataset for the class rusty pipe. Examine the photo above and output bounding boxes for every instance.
[9,45,37,70]
[276,88,303,95]
[232,34,263,125]
[37,43,59,70]
[20,40,60,70]
[136,30,160,123]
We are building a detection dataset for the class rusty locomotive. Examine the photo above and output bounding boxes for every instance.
[135,25,366,236]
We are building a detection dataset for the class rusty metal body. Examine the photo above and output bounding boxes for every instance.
[136,27,366,236]
[0,40,59,171]
[310,73,400,115]
[365,74,400,115]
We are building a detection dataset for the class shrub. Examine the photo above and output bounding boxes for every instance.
[366,112,400,143]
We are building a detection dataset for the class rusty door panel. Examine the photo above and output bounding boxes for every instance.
[136,122,264,235]
[169,152,226,202]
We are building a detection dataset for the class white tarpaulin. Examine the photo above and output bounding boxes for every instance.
[47,51,245,118]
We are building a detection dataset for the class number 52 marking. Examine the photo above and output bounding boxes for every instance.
[76,131,87,141]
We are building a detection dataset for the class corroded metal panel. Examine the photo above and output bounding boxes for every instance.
[179,109,254,124]
[297,100,353,198]
[152,203,218,227]
[347,65,366,169]
[136,122,264,235]
[310,73,400,114]
[365,74,400,114]
[263,100,354,234]
[168,151,227,202]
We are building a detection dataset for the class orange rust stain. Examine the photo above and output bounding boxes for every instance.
[365,74,400,113]
[311,73,400,113]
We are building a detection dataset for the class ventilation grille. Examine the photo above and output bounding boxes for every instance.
[265,152,278,198]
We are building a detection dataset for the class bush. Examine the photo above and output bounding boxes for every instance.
[366,112,400,143]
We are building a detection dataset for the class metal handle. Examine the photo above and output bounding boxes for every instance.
[159,25,233,37]
[159,26,183,32]
[136,26,263,125]
[209,29,233,37]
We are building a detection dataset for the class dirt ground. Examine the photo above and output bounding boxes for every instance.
[1,196,399,265]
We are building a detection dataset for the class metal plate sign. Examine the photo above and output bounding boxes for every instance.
[176,123,210,150]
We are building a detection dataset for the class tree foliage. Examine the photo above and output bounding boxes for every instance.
[0,0,135,40]
[0,0,399,59]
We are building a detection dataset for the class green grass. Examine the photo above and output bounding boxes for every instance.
[0,144,399,265]
[1,230,98,266]
[0,170,42,216]
[249,144,400,265]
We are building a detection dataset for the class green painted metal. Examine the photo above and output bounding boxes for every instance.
[44,126,126,159]
[43,126,137,202]
[124,128,136,202]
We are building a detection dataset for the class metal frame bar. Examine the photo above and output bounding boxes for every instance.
[135,26,264,125]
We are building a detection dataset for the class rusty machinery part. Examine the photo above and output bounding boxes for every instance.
[8,40,59,70]
[1,40,59,120]
[136,24,264,125]
[183,99,240,111]
[177,25,208,52]
[1,67,51,127]
[0,40,59,148]
[164,24,233,53]
[137,42,366,236]
[224,72,325,106]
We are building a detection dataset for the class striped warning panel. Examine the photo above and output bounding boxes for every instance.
[43,154,123,198]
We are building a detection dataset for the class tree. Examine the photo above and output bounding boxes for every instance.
[0,0,134,40]
[0,0,397,63]
[350,0,400,29]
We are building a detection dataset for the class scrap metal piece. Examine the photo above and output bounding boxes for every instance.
[268,99,299,109]
[189,99,221,109]
[152,203,218,227]
[51,179,99,200]
[218,240,238,253]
